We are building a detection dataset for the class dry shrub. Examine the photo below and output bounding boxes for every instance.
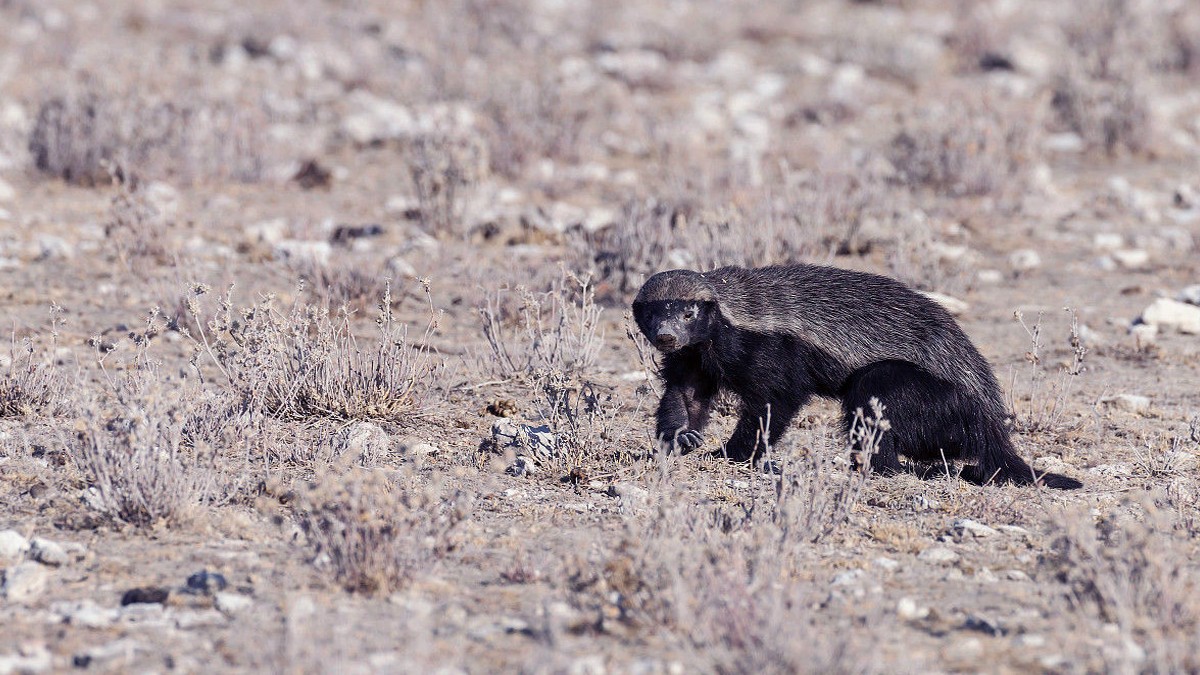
[1007,309,1088,435]
[405,132,485,236]
[567,417,882,671]
[105,182,176,274]
[532,370,647,477]
[187,282,448,423]
[1050,0,1156,155]
[478,270,604,379]
[69,373,222,527]
[1044,496,1200,672]
[28,88,266,185]
[579,166,895,298]
[1050,68,1151,156]
[288,259,388,316]
[482,70,589,178]
[889,91,1042,199]
[883,216,970,294]
[1,312,69,418]
[295,467,471,594]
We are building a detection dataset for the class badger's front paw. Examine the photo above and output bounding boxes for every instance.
[659,429,704,454]
[676,430,704,451]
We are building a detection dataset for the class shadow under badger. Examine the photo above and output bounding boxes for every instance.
[631,265,1082,490]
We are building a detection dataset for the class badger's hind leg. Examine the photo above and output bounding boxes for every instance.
[840,360,968,476]
[840,362,913,475]
[840,360,1083,489]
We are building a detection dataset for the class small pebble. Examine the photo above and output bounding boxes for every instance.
[214,592,253,615]
[919,546,960,564]
[29,538,68,567]
[0,530,30,563]
[185,570,228,595]
[121,587,170,606]
[1099,394,1151,415]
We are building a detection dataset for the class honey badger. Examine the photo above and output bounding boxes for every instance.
[631,265,1082,490]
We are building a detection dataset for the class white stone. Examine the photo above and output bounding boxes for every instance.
[1141,298,1200,334]
[1112,249,1150,269]
[381,258,414,281]
[921,291,969,316]
[973,567,998,583]
[34,235,73,260]
[582,208,617,233]
[976,269,1003,284]
[1008,249,1041,271]
[1130,323,1158,348]
[1044,132,1085,153]
[0,645,51,673]
[335,422,392,465]
[385,195,420,217]
[831,570,863,586]
[918,546,959,564]
[404,442,436,456]
[0,176,15,202]
[1,561,49,603]
[274,239,331,266]
[57,599,119,628]
[952,518,998,538]
[897,597,929,620]
[873,557,900,572]
[1016,634,1045,648]
[78,639,140,664]
[1177,284,1200,306]
[1093,233,1124,251]
[341,92,416,146]
[246,218,288,244]
[214,592,253,615]
[143,182,179,219]
[29,538,67,566]
[1099,394,1151,414]
[0,530,29,563]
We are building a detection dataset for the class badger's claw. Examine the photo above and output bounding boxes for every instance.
[676,430,704,451]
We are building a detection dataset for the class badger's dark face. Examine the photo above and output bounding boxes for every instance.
[632,299,717,353]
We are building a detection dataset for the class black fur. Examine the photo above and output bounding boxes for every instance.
[631,264,1083,490]
[840,361,1083,489]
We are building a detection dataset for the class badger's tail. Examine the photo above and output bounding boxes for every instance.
[962,416,1083,490]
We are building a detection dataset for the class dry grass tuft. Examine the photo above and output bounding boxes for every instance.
[28,88,266,185]
[1045,496,1200,672]
[1008,308,1089,435]
[105,182,176,274]
[890,91,1042,199]
[1,313,70,418]
[405,132,486,236]
[69,373,220,527]
[295,467,471,594]
[1050,0,1156,156]
[478,270,604,380]
[567,428,877,671]
[187,282,448,423]
[534,370,647,477]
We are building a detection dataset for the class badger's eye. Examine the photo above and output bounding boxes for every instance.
[682,308,697,321]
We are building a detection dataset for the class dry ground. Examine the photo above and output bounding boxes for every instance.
[2,0,1200,673]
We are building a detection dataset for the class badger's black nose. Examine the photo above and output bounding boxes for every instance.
[654,333,678,350]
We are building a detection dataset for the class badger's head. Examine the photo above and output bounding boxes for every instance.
[632,270,720,353]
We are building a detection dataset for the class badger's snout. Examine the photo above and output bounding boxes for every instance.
[653,332,679,351]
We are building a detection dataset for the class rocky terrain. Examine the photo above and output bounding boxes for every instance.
[1,0,1199,672]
